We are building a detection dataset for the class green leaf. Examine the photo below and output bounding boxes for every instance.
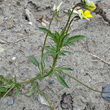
[14,88,19,96]
[58,51,66,56]
[56,66,73,71]
[27,56,39,67]
[67,35,86,43]
[60,50,71,54]
[55,31,59,40]
[0,75,5,85]
[42,51,49,61]
[0,87,8,92]
[43,46,51,50]
[26,86,34,97]
[59,33,69,48]
[56,74,69,88]
[61,67,73,71]
[36,73,42,79]
[38,27,54,37]
[48,71,55,76]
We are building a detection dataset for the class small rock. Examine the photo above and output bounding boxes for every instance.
[47,85,52,89]
[8,99,14,105]
[102,84,110,102]
[1,27,6,32]
[0,47,4,52]
[35,22,38,27]
[60,93,73,109]
[48,79,54,84]
[7,19,13,29]
[62,74,66,78]
[5,36,8,39]
[28,22,33,25]
[28,48,32,52]
[84,73,89,76]
[35,97,38,100]
[21,72,24,75]
[12,57,16,61]
[45,70,48,73]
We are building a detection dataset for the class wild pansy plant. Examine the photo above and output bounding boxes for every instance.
[0,0,107,110]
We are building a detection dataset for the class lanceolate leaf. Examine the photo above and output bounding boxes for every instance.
[36,73,42,79]
[26,86,34,97]
[14,88,19,96]
[42,51,49,61]
[0,87,8,92]
[56,66,73,71]
[61,67,73,71]
[60,50,71,54]
[27,56,39,67]
[55,31,59,40]
[67,35,86,43]
[59,34,69,48]
[58,51,66,56]
[38,27,53,37]
[56,74,69,88]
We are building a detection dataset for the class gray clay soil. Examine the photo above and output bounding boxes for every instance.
[0,0,110,110]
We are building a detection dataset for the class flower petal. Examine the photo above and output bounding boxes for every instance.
[57,2,63,11]
[84,10,93,17]
[53,4,56,11]
[85,0,90,6]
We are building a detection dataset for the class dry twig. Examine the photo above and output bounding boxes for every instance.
[94,3,110,25]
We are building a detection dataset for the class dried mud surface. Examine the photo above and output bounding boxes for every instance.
[0,0,110,110]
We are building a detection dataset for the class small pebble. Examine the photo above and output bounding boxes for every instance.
[1,27,6,32]
[84,73,89,76]
[28,48,32,52]
[12,57,16,61]
[21,72,24,75]
[35,22,38,27]
[35,41,37,43]
[35,97,38,100]
[62,74,66,78]
[102,84,110,102]
[5,36,8,39]
[49,79,54,84]
[21,52,25,55]
[8,99,14,105]
[45,70,48,73]
[23,39,25,42]
[84,25,88,29]
[28,22,33,25]
[60,27,63,29]
[47,85,52,89]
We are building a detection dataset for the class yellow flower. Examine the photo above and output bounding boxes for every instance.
[84,0,96,11]
[78,9,93,21]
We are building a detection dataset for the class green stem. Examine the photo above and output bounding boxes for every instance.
[41,15,55,57]
[61,71,110,93]
[41,14,55,75]
[0,84,15,103]
[66,17,75,34]
[43,5,78,77]
[19,77,36,85]
[43,54,58,77]
[42,3,81,77]
[33,84,54,110]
